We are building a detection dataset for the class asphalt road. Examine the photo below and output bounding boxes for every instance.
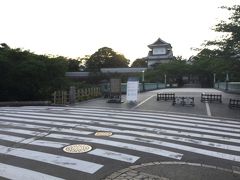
[0,88,239,180]
[78,88,240,119]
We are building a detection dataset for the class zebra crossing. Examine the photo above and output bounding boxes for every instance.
[0,106,240,179]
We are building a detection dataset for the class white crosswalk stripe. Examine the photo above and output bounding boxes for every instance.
[46,133,183,159]
[2,109,240,135]
[0,106,240,179]
[0,133,70,148]
[0,163,64,180]
[88,149,140,163]
[0,144,103,174]
[111,134,240,162]
[2,111,240,138]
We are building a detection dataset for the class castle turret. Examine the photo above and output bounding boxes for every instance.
[147,38,174,67]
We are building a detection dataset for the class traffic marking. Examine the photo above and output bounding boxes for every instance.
[88,149,139,163]
[0,163,64,180]
[0,145,103,174]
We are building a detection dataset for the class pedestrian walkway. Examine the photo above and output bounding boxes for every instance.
[0,106,240,179]
[104,162,240,180]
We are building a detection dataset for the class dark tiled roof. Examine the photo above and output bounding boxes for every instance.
[148,38,172,48]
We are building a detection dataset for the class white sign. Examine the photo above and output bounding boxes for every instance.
[126,81,139,102]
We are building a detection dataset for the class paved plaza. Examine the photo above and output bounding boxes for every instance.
[0,88,240,179]
[78,88,240,119]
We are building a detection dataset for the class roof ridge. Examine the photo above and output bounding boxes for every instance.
[148,38,171,48]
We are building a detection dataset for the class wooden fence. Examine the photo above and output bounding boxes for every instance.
[52,87,101,105]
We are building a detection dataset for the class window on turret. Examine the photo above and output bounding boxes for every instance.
[153,47,166,55]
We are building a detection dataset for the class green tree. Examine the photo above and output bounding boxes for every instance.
[192,4,240,85]
[131,58,147,67]
[85,47,130,71]
[0,44,69,101]
[145,60,191,86]
[205,5,240,57]
[67,58,81,71]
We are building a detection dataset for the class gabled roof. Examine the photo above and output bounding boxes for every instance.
[148,38,171,48]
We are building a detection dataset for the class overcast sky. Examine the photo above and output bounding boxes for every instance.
[1,0,239,63]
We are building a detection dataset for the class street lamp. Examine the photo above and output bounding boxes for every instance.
[226,73,229,82]
[164,74,167,87]
[142,70,145,92]
[142,70,145,82]
[225,72,229,91]
[213,73,216,88]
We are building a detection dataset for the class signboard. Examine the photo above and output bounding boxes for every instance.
[107,78,122,103]
[126,80,139,102]
[110,79,121,93]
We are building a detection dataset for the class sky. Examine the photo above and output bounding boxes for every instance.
[0,0,239,64]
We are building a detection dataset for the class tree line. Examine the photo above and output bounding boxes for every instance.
[0,44,74,101]
[0,44,130,101]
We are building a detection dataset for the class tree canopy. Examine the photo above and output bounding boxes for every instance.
[131,58,147,68]
[205,5,240,57]
[85,47,130,71]
[145,60,191,85]
[0,44,73,101]
[67,58,82,71]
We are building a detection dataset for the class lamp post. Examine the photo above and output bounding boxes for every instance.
[142,70,145,82]
[225,73,229,91]
[164,74,167,87]
[213,73,216,88]
[142,70,145,92]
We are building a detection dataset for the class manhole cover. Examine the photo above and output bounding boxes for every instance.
[95,131,112,137]
[63,144,92,153]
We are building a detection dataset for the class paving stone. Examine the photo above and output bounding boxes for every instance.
[103,161,239,180]
[232,166,240,174]
[126,171,138,176]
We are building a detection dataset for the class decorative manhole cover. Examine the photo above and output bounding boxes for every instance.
[94,131,113,137]
[63,144,92,153]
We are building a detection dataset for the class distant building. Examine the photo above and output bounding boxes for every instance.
[146,38,174,67]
